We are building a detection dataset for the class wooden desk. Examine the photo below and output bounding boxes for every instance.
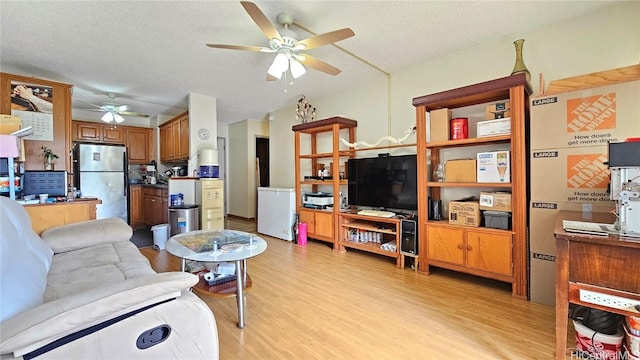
[554,210,640,360]
[24,198,102,235]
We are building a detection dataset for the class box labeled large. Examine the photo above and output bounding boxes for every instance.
[477,118,511,137]
[448,201,480,227]
[528,201,615,306]
[479,192,512,212]
[429,108,451,143]
[444,159,476,182]
[477,151,510,183]
[530,146,612,204]
[530,80,640,149]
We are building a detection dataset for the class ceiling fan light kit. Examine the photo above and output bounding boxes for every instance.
[101,111,125,124]
[80,92,149,124]
[207,1,354,83]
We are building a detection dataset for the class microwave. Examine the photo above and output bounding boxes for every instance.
[22,170,68,197]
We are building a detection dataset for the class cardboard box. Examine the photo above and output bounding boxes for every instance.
[530,80,640,149]
[479,192,512,212]
[444,159,476,183]
[530,146,612,204]
[485,101,511,119]
[448,201,480,227]
[477,151,510,183]
[429,108,451,143]
[477,118,511,137]
[528,201,615,305]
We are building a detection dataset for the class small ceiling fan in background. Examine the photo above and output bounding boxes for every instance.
[79,92,150,124]
[207,1,355,81]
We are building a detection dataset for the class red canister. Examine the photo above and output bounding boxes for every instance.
[450,117,469,140]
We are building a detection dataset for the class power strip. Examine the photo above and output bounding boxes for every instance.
[579,289,640,312]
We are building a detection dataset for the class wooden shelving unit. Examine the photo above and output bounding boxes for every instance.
[292,117,357,246]
[338,213,401,264]
[412,73,532,299]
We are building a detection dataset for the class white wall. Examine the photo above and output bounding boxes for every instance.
[269,1,640,188]
[188,93,218,176]
[228,119,269,218]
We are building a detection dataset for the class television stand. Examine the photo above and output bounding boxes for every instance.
[337,212,402,267]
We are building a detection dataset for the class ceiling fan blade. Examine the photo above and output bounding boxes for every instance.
[240,1,282,42]
[298,54,341,76]
[295,28,355,50]
[266,74,278,81]
[119,111,150,118]
[77,100,107,110]
[206,44,267,52]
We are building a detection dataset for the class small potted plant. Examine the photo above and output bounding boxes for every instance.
[39,146,58,170]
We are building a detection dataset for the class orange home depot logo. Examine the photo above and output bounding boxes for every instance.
[566,153,609,188]
[566,93,616,132]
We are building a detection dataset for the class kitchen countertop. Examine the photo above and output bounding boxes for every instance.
[131,183,168,189]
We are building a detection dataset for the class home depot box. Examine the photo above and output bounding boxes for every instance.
[477,151,510,183]
[530,80,640,149]
[485,100,511,119]
[528,201,615,305]
[448,201,480,227]
[444,159,476,182]
[479,192,512,212]
[429,108,451,143]
[530,146,611,204]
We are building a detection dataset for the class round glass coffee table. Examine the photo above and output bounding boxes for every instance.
[166,229,267,328]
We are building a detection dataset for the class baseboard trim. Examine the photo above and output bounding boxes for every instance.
[226,214,255,221]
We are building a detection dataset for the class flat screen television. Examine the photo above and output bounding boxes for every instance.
[348,154,418,211]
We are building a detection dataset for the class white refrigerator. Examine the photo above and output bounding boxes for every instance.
[257,187,296,241]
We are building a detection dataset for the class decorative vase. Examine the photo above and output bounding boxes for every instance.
[44,158,54,171]
[510,39,531,82]
[432,164,445,182]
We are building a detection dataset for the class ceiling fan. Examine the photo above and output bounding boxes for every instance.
[80,92,149,124]
[207,1,355,81]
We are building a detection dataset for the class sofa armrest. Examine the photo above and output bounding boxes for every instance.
[0,272,198,355]
[41,218,133,253]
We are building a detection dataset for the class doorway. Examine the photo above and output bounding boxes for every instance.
[256,137,269,187]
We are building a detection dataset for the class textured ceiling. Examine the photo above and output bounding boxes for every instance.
[0,1,617,125]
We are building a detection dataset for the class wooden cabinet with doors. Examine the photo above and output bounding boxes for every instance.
[200,179,224,230]
[73,121,124,144]
[292,117,357,247]
[159,111,189,163]
[129,185,144,229]
[426,225,512,277]
[143,186,168,227]
[298,209,334,241]
[412,73,531,299]
[125,127,153,164]
[73,121,154,164]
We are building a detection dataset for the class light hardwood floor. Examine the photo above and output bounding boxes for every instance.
[141,218,564,359]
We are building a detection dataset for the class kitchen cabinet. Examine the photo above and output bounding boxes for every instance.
[125,127,154,164]
[159,111,189,163]
[412,73,531,299]
[73,121,124,144]
[129,185,144,228]
[73,121,154,164]
[292,117,357,247]
[143,186,168,227]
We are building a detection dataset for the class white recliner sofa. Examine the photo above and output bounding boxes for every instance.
[0,197,218,359]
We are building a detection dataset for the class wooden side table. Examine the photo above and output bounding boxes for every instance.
[554,210,640,359]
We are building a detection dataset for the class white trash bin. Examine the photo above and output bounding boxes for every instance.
[151,223,169,250]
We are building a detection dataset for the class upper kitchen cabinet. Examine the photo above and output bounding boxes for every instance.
[1,73,73,172]
[72,120,154,164]
[159,111,189,163]
[125,127,154,164]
